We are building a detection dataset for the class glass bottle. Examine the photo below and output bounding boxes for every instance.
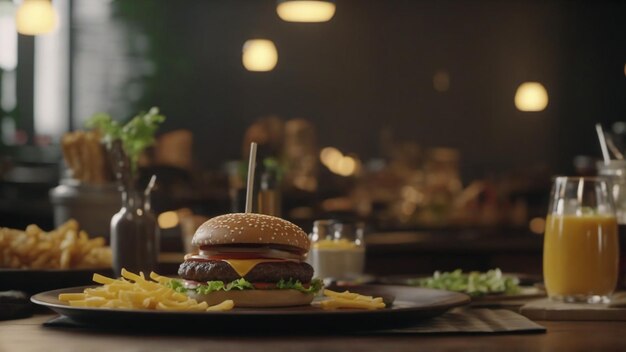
[258,168,281,217]
[110,181,159,276]
[108,138,159,277]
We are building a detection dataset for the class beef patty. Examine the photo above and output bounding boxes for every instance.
[178,260,314,283]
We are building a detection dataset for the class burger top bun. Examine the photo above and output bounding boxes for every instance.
[191,213,310,253]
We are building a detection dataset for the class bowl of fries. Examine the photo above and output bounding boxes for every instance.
[0,220,113,292]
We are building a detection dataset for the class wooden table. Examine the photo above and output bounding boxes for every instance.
[2,313,626,351]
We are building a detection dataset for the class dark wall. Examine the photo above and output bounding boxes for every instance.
[73,0,626,180]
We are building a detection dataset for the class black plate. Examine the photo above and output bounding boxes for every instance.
[378,274,545,301]
[31,285,470,332]
[0,268,113,293]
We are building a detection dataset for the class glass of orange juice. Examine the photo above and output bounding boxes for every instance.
[544,177,620,303]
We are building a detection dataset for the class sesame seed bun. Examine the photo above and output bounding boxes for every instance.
[191,213,310,253]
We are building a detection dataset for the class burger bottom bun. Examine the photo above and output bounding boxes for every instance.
[188,289,314,308]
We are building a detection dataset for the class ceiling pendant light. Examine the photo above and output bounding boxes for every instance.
[16,0,58,35]
[514,82,549,112]
[276,0,336,23]
[242,39,278,72]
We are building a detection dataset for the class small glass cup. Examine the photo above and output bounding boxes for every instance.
[598,160,626,288]
[543,177,620,303]
[307,221,365,281]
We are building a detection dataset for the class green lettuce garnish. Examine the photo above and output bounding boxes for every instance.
[192,278,323,295]
[195,279,254,295]
[410,268,520,297]
[165,279,187,293]
[194,281,224,294]
[226,278,254,291]
[276,278,323,294]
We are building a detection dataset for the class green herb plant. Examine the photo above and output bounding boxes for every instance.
[86,107,166,176]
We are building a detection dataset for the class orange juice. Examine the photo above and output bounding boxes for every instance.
[544,215,619,298]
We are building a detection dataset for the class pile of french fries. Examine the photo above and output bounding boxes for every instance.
[59,269,234,312]
[61,130,112,184]
[0,219,111,269]
[320,289,386,310]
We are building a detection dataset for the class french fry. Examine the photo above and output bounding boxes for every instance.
[93,273,116,285]
[323,289,372,300]
[320,289,386,310]
[59,269,234,312]
[149,271,172,284]
[62,130,111,184]
[0,220,111,269]
[84,288,117,299]
[320,297,385,310]
[58,293,86,301]
[206,300,235,311]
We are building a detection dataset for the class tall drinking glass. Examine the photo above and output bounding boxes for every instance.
[544,177,620,303]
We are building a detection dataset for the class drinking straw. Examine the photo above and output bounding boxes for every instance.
[245,142,258,213]
[596,123,611,165]
[606,135,624,160]
[144,175,157,196]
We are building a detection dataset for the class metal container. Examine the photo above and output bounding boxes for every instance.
[49,179,120,240]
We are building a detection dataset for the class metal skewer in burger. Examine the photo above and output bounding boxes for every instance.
[177,143,321,307]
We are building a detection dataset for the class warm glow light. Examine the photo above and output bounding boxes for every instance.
[158,211,179,229]
[515,82,548,112]
[433,70,450,92]
[320,146,342,166]
[242,39,278,72]
[34,0,69,141]
[15,0,58,35]
[0,2,17,71]
[320,147,358,176]
[335,156,357,176]
[529,217,546,235]
[276,0,335,23]
[401,186,423,203]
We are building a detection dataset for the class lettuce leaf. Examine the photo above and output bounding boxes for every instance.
[194,278,323,295]
[226,278,254,291]
[410,268,521,297]
[196,281,226,295]
[276,278,323,294]
[165,279,187,293]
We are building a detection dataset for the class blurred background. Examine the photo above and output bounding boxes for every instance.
[1,0,625,275]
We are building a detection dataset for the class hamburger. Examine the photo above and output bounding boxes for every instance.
[177,213,322,307]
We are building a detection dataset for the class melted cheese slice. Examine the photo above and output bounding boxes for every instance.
[222,259,285,277]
